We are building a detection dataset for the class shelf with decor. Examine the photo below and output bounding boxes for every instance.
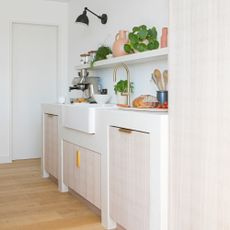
[75,47,168,70]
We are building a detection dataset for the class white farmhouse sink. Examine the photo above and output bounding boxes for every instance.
[62,103,116,134]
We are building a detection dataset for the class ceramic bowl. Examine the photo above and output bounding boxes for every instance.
[93,94,111,104]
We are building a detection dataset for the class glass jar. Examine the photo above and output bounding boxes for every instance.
[88,50,97,62]
[80,53,90,64]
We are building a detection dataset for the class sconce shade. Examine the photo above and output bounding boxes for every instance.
[75,10,89,25]
[75,7,107,25]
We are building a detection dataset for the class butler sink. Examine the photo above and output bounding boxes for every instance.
[62,103,115,134]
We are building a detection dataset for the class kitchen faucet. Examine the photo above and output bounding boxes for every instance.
[113,63,131,106]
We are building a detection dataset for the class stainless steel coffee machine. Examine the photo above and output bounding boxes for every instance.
[69,69,100,99]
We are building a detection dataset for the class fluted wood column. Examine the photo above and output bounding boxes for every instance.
[169,1,230,230]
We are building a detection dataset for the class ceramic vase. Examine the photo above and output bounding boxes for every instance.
[160,27,168,48]
[112,30,129,57]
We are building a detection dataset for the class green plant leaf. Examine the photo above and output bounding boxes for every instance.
[147,37,155,43]
[133,43,139,50]
[147,40,159,50]
[129,33,139,44]
[138,28,148,40]
[93,46,112,63]
[140,25,147,30]
[148,27,157,40]
[124,44,134,54]
[136,43,148,52]
[114,80,134,94]
[147,42,155,50]
[132,26,139,33]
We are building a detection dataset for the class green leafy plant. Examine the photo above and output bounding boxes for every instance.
[124,25,159,53]
[91,45,112,66]
[114,80,134,94]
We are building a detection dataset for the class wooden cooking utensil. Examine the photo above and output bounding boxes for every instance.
[163,70,168,90]
[151,73,160,90]
[154,69,164,90]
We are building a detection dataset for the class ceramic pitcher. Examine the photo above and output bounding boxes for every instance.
[112,30,128,57]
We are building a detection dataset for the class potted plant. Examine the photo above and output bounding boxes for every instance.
[114,80,134,105]
[124,25,159,53]
[91,45,112,66]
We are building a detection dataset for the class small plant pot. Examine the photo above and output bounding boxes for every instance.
[116,93,128,105]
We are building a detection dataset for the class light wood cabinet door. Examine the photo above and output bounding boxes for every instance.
[72,145,85,196]
[63,142,101,209]
[74,146,101,209]
[63,141,72,187]
[109,126,150,230]
[86,149,101,209]
[44,113,58,179]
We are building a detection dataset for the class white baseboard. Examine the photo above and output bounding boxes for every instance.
[13,154,41,160]
[0,155,12,164]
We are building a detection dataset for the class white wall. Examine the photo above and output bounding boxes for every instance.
[68,0,168,102]
[0,0,68,163]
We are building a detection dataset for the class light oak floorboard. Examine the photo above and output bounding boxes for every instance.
[0,159,104,230]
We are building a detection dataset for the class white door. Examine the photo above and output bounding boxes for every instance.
[12,23,58,160]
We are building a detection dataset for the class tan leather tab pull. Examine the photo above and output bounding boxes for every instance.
[118,128,132,134]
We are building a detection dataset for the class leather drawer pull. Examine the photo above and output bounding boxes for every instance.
[46,113,58,117]
[76,150,80,168]
[118,128,132,134]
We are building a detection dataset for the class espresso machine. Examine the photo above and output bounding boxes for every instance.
[69,69,100,102]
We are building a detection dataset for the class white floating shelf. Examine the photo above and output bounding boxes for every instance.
[75,48,168,70]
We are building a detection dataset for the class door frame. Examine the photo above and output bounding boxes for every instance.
[9,20,62,162]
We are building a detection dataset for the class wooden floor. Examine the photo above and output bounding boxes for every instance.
[0,159,104,230]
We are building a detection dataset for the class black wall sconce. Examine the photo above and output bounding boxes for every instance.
[75,7,108,25]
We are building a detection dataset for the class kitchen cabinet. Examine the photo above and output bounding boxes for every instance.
[109,126,150,230]
[44,113,58,179]
[63,140,101,209]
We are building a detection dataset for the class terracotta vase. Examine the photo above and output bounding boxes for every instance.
[161,27,168,48]
[112,30,129,57]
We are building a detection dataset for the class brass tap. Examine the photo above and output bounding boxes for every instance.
[113,63,131,106]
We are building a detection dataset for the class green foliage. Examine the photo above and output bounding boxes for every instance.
[114,80,134,94]
[124,25,159,53]
[91,45,112,66]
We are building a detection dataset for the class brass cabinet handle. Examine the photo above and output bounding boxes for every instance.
[76,150,80,168]
[118,128,132,134]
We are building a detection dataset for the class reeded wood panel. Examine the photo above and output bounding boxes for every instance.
[86,149,101,209]
[44,114,58,179]
[109,126,150,230]
[63,140,72,186]
[169,1,230,230]
[51,115,58,178]
[63,141,101,209]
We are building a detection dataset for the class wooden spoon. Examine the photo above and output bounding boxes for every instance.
[154,69,163,90]
[151,73,160,90]
[163,70,168,90]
